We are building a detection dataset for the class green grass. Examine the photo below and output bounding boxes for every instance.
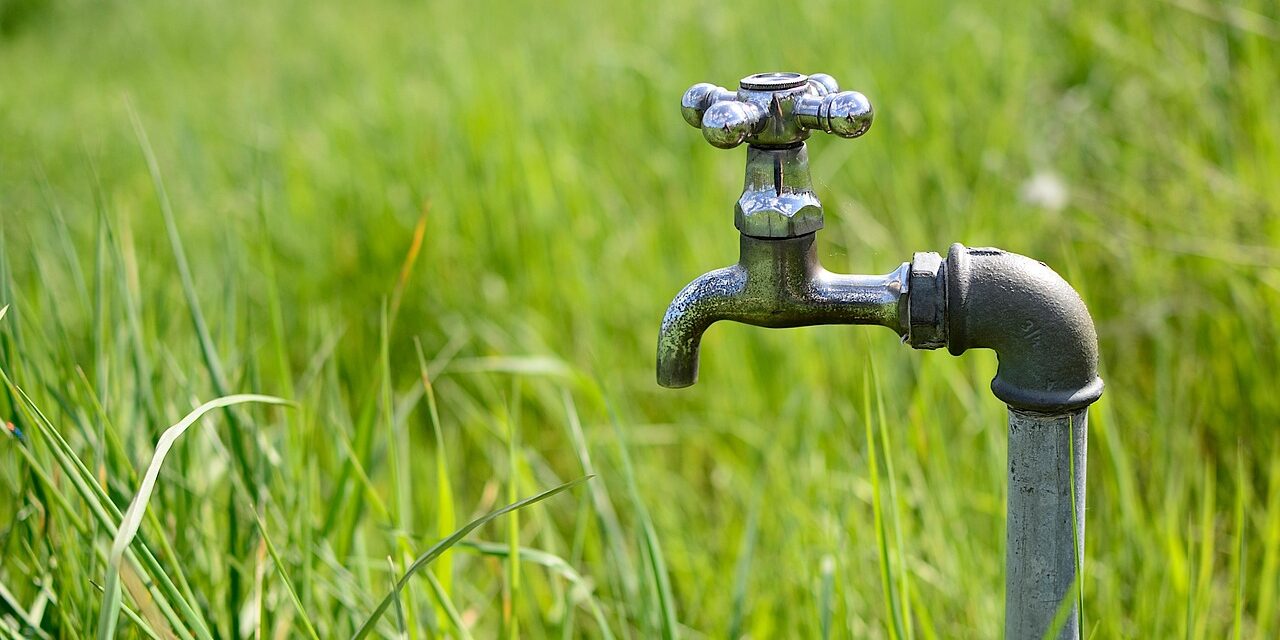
[1,0,1278,636]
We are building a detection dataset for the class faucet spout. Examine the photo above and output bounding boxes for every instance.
[656,264,748,388]
[657,233,908,388]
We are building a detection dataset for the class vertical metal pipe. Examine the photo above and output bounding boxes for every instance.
[1005,408,1088,640]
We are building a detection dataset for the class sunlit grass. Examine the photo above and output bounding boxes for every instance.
[1,0,1278,636]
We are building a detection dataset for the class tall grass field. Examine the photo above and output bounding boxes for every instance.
[1,0,1278,637]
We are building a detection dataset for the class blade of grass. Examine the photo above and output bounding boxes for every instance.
[36,166,89,308]
[906,581,939,640]
[413,338,456,631]
[388,206,429,329]
[379,304,420,638]
[458,540,615,640]
[1048,418,1086,640]
[124,103,244,461]
[1230,447,1246,640]
[560,388,638,638]
[562,491,591,640]
[116,598,165,640]
[96,186,161,427]
[96,394,289,640]
[381,305,406,528]
[1072,413,1085,636]
[119,563,175,639]
[1256,453,1280,637]
[0,369,202,640]
[608,404,677,640]
[252,522,267,640]
[351,476,592,640]
[871,359,913,640]
[89,579,165,640]
[332,428,392,523]
[1043,572,1083,640]
[92,199,109,484]
[387,557,408,640]
[0,578,51,640]
[863,373,904,640]
[71,362,205,624]
[250,511,322,640]
[1193,462,1216,640]
[319,208,429,566]
[424,571,473,640]
[7,440,90,533]
[819,555,834,640]
[253,174,314,616]
[321,368,383,566]
[126,101,257,636]
[728,482,760,640]
[505,381,522,640]
[446,356,571,377]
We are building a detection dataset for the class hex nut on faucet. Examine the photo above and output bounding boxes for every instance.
[907,251,947,349]
[734,145,825,238]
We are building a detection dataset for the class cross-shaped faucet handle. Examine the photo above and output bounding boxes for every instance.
[680,72,873,149]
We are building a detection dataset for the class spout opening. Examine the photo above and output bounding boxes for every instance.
[657,357,698,389]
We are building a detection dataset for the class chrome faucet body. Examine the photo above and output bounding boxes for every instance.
[658,71,1104,639]
[659,72,896,387]
[658,233,908,388]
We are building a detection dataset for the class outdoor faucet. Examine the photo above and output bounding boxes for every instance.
[657,71,1104,640]
[658,72,904,387]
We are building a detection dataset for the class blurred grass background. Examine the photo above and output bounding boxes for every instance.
[1,0,1278,637]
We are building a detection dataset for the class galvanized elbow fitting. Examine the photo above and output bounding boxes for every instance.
[908,244,1104,412]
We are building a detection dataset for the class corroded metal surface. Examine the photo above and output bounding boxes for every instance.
[1006,408,1088,640]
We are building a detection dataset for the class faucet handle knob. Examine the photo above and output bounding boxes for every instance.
[794,85,874,139]
[680,83,736,128]
[806,73,841,94]
[699,100,769,149]
[681,83,769,149]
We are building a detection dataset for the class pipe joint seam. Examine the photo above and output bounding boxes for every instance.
[907,251,947,349]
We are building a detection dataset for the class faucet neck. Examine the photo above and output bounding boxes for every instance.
[734,144,824,239]
[736,233,821,291]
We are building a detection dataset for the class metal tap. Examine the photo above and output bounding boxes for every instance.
[658,72,904,388]
[657,71,1105,640]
